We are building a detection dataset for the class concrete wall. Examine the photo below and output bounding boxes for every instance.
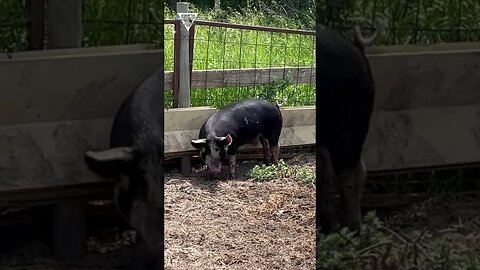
[364,47,480,171]
[0,45,163,192]
[370,49,480,111]
[1,43,480,193]
[164,106,315,158]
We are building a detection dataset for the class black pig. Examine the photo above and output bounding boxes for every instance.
[84,65,164,270]
[191,99,283,179]
[316,18,386,234]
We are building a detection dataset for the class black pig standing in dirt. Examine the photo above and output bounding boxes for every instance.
[316,18,386,234]
[191,99,283,179]
[84,65,164,270]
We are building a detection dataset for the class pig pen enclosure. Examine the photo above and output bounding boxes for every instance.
[1,0,480,269]
[164,15,318,269]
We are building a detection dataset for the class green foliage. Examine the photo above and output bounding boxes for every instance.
[165,0,315,29]
[3,0,479,107]
[164,3,316,108]
[0,0,165,51]
[0,1,27,52]
[317,211,480,270]
[248,159,315,184]
[317,0,480,44]
[82,0,164,47]
[249,159,289,181]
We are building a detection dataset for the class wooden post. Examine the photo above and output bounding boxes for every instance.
[26,0,45,50]
[52,203,86,260]
[46,0,86,261]
[46,0,83,48]
[176,2,193,175]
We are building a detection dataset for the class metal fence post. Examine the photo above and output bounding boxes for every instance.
[177,2,191,108]
[176,2,193,174]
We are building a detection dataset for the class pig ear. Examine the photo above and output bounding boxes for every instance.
[191,138,207,148]
[85,147,137,177]
[224,134,233,146]
[85,147,136,163]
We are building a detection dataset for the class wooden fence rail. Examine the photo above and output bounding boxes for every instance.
[164,66,316,90]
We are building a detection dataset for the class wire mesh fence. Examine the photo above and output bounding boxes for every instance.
[164,21,316,109]
[164,21,176,108]
[0,0,163,52]
[1,1,479,51]
[317,0,480,45]
[82,0,163,47]
[0,1,28,52]
[1,0,479,108]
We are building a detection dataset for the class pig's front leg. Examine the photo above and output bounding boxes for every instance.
[227,154,237,179]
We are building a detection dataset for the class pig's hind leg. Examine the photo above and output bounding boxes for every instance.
[265,129,281,165]
[259,136,271,165]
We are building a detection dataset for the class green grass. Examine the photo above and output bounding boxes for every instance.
[82,0,164,47]
[248,159,316,184]
[164,4,316,108]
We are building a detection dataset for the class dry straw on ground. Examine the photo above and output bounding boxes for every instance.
[165,155,316,270]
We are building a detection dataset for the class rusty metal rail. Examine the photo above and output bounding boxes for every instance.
[164,19,315,35]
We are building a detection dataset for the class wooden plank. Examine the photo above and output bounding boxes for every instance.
[164,66,315,90]
[0,183,112,208]
[363,192,480,208]
[165,146,314,163]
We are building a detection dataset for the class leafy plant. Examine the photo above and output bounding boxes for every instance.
[248,159,315,183]
[317,211,480,270]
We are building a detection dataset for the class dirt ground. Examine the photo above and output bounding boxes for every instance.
[2,154,480,269]
[164,154,316,269]
[0,154,316,270]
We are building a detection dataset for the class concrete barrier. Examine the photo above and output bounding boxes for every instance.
[363,47,480,171]
[0,45,163,194]
[1,42,480,202]
[164,106,315,158]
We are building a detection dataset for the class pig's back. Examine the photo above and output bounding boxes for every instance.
[202,99,282,145]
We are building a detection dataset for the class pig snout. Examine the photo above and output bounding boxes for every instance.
[208,161,222,174]
[205,156,222,174]
[210,168,221,174]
